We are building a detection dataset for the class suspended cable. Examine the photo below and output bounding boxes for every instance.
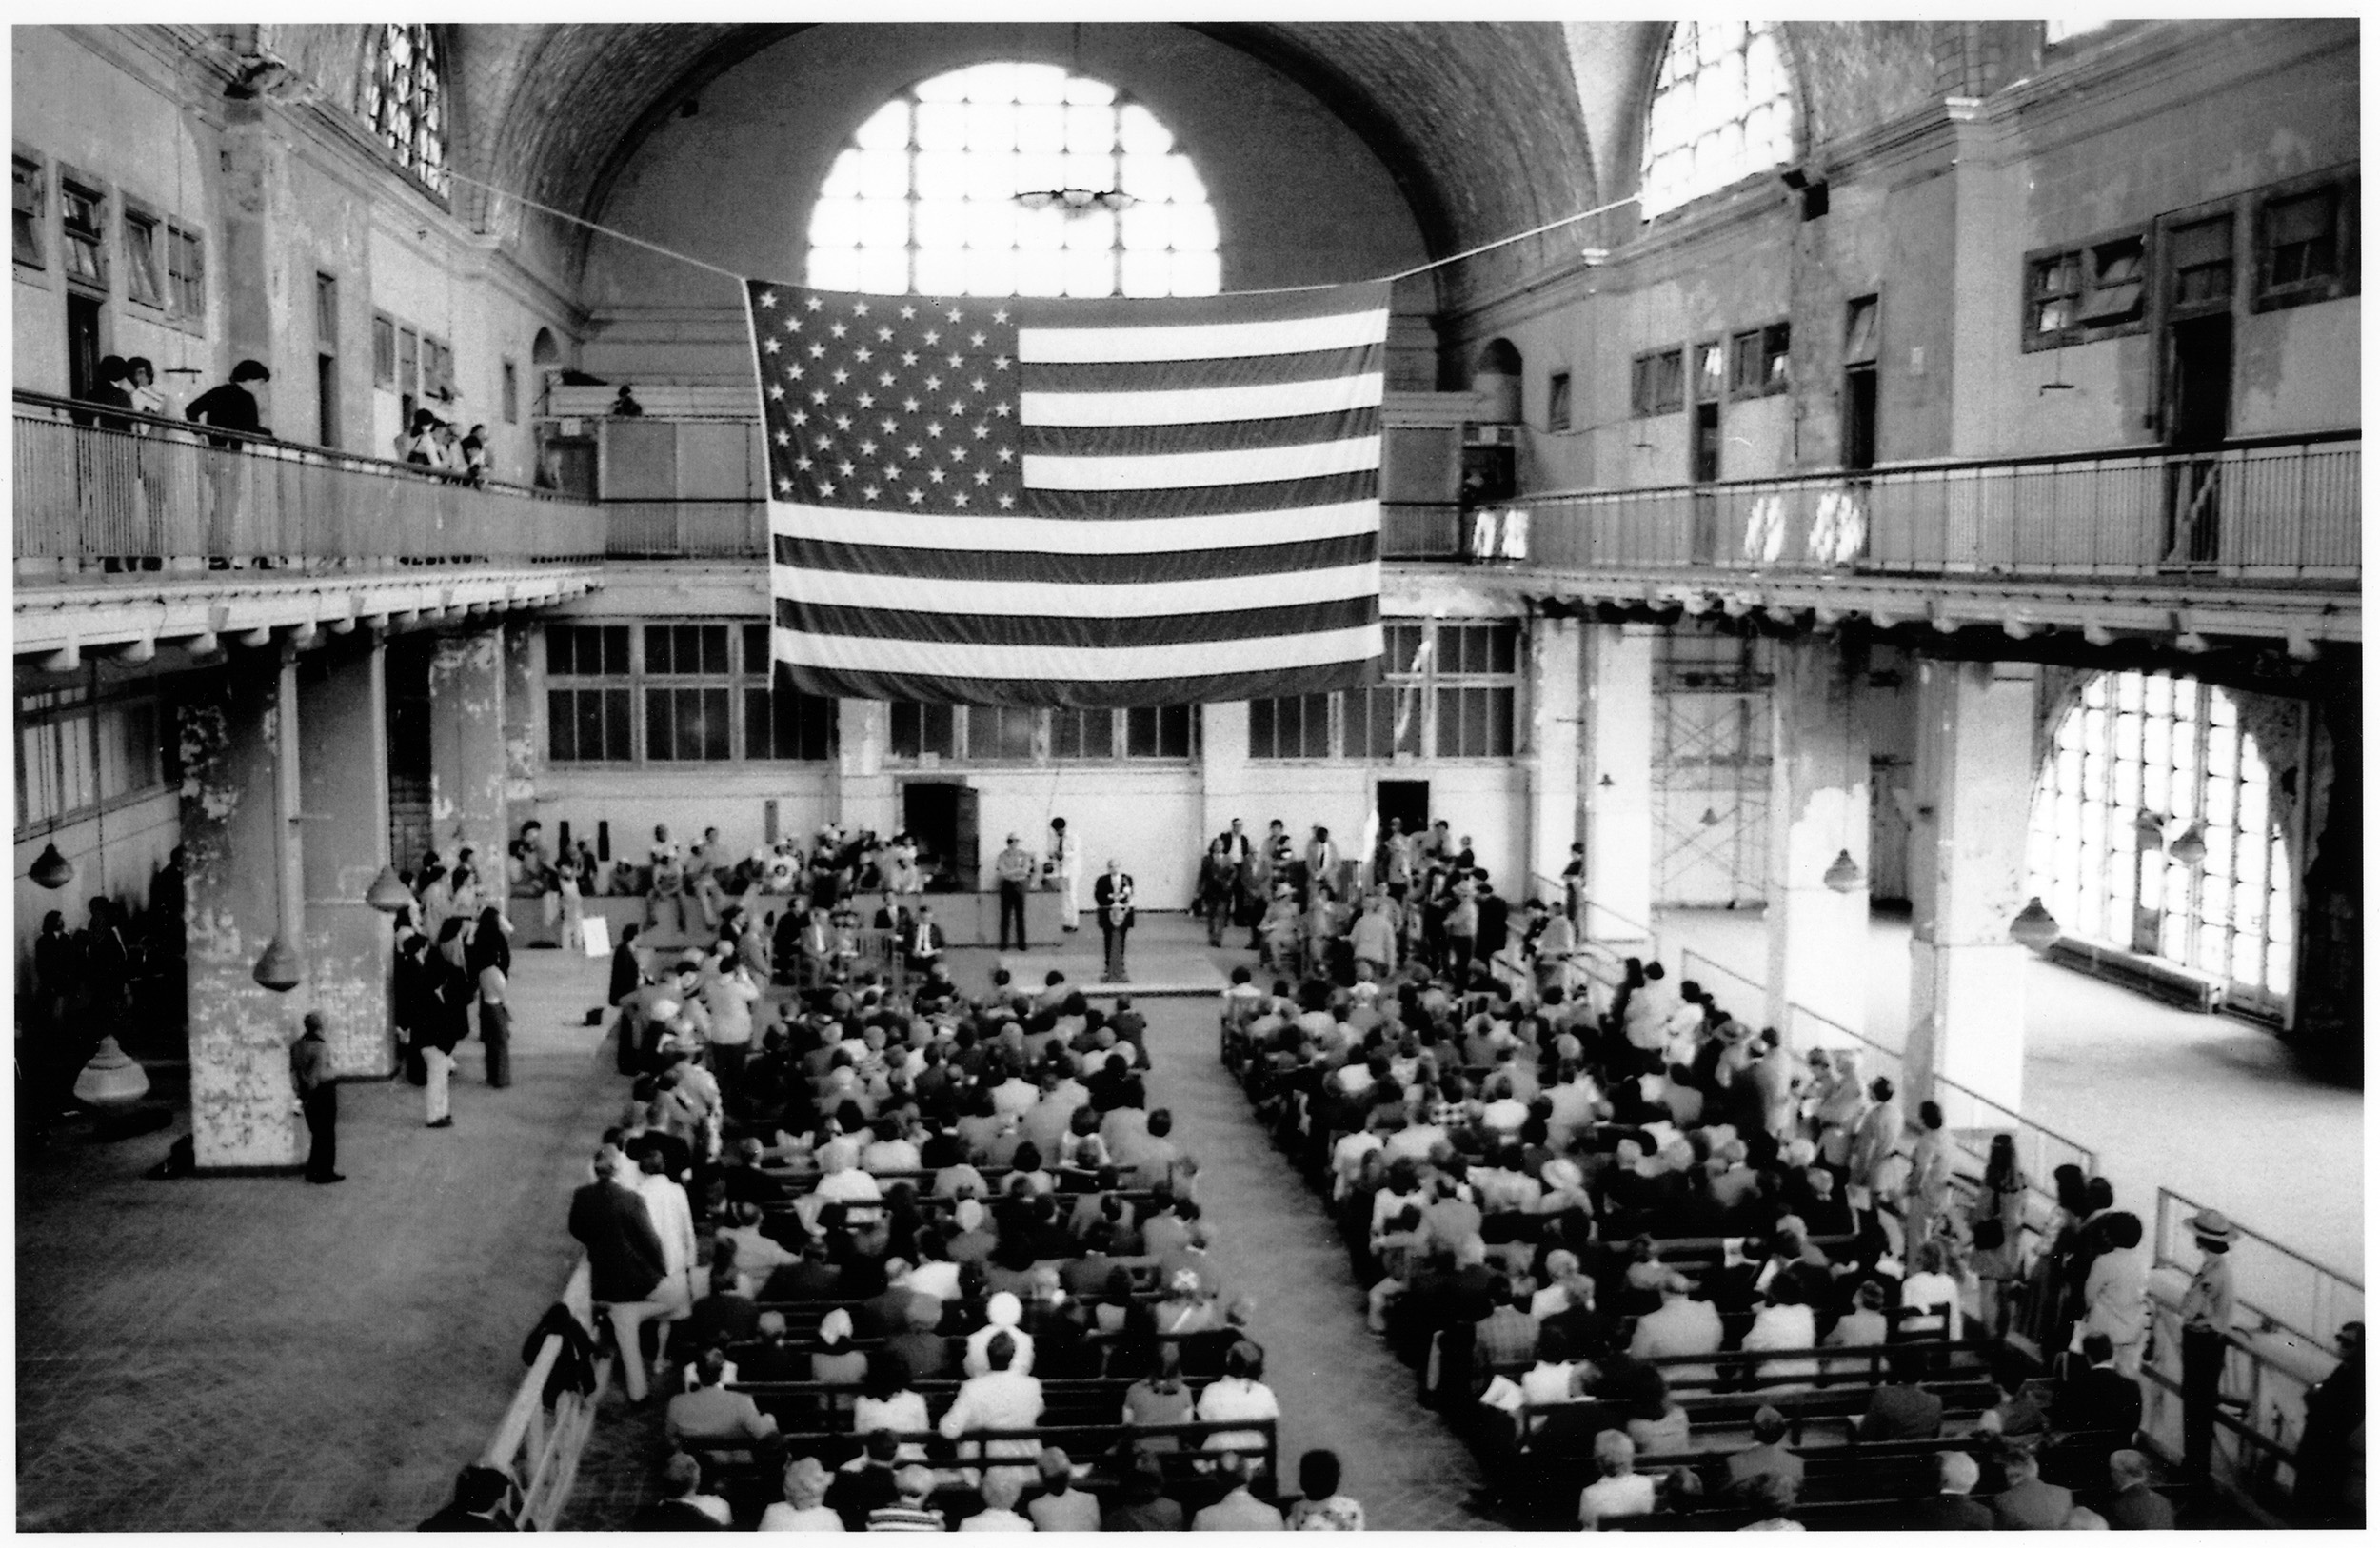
[438,166,746,284]
[1383,193,1641,283]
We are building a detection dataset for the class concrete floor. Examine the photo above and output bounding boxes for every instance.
[1656,906,2365,1280]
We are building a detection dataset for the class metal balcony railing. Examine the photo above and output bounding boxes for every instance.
[15,391,606,574]
[602,498,769,559]
[1407,432,2359,584]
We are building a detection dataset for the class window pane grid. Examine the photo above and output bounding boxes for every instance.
[1640,22,1794,221]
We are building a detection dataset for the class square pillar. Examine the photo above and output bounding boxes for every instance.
[1525,614,1584,896]
[426,627,509,872]
[1198,701,1252,849]
[178,650,304,1169]
[832,700,897,836]
[1579,622,1656,942]
[1764,635,1871,1037]
[1905,658,2039,1108]
[503,621,543,849]
[299,632,395,1076]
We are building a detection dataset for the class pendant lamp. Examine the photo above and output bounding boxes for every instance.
[73,1035,151,1105]
[365,863,414,913]
[30,842,74,889]
[2168,824,2209,868]
[252,933,305,992]
[2009,896,2062,951]
[1823,848,1865,893]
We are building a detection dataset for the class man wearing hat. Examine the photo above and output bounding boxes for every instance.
[2178,1206,2239,1479]
[289,1011,341,1184]
[993,831,1037,951]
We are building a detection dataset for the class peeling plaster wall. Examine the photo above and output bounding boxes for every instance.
[299,640,397,1076]
[426,628,511,878]
[176,661,301,1169]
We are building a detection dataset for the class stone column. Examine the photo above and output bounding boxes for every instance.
[178,647,304,1170]
[1578,622,1656,944]
[1764,634,1871,1038]
[1905,657,2039,1108]
[1525,614,1584,898]
[426,626,508,875]
[503,621,543,847]
[1198,701,1253,846]
[832,700,898,836]
[299,631,394,1076]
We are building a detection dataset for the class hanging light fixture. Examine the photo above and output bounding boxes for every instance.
[251,933,305,992]
[72,1035,151,1105]
[2133,808,2167,851]
[2168,824,2209,868]
[30,842,74,890]
[2010,896,2062,950]
[364,863,415,913]
[1699,806,1721,827]
[1823,848,1865,893]
[1012,24,1137,215]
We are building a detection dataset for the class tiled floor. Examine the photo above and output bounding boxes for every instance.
[15,944,626,1531]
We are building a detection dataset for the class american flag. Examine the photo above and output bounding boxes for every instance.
[744,278,1391,708]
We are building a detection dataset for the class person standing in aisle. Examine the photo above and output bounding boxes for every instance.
[994,832,1037,951]
[1046,816,1081,933]
[289,1011,342,1184]
[469,905,514,1089]
[2178,1208,2239,1480]
[1094,860,1136,983]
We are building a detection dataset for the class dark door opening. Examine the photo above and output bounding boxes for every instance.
[1842,367,1877,471]
[66,293,103,402]
[316,354,339,448]
[1690,399,1721,562]
[2164,313,2232,565]
[901,781,979,892]
[1377,780,1430,842]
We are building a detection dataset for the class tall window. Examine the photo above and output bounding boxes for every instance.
[2027,671,2294,1010]
[1247,621,1520,762]
[888,703,1191,763]
[362,23,449,196]
[12,155,43,268]
[806,61,1220,298]
[544,622,832,766]
[1639,22,1794,221]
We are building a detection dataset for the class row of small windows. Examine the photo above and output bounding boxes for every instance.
[1628,322,1791,418]
[13,152,206,325]
[1248,623,1522,762]
[891,704,1196,764]
[546,625,833,764]
[15,688,169,836]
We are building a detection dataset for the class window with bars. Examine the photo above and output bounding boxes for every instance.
[2027,670,2294,1009]
[2024,229,2151,349]
[123,208,163,307]
[166,225,204,322]
[1729,322,1791,397]
[60,178,105,288]
[12,154,43,268]
[1246,621,1517,762]
[1547,371,1573,432]
[1631,348,1686,417]
[362,23,449,196]
[1639,22,1795,222]
[739,625,834,761]
[806,60,1220,299]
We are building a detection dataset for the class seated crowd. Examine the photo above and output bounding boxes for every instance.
[1214,827,2170,1532]
[546,920,1361,1532]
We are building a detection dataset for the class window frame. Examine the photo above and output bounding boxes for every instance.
[1728,321,1792,399]
[165,222,206,327]
[1246,619,1523,764]
[2021,224,2152,352]
[2252,170,2359,313]
[57,169,107,293]
[119,200,165,309]
[13,682,170,837]
[1546,369,1573,433]
[544,620,834,768]
[360,22,452,200]
[372,312,398,388]
[1631,347,1686,417]
[1638,22,1796,223]
[12,149,45,271]
[885,701,1194,765]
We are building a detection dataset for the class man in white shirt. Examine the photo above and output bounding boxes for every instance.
[1630,1272,1724,1385]
[941,1328,1044,1475]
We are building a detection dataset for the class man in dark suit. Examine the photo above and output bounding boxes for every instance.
[1906,1451,1995,1531]
[2053,1333,2145,1479]
[2100,1449,2176,1530]
[1992,1443,2076,1530]
[1857,1381,1945,1441]
[626,1453,725,1530]
[904,906,945,975]
[1092,860,1135,982]
[567,1144,671,1402]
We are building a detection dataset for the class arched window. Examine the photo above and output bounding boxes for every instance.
[2027,671,2295,1010]
[1638,23,1793,221]
[361,24,449,196]
[805,61,1220,299]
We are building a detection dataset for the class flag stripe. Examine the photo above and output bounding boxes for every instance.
[774,531,1377,584]
[778,661,1382,711]
[772,559,1380,619]
[782,595,1378,650]
[768,498,1378,550]
[1026,345,1382,397]
[1019,308,1391,364]
[772,622,1383,681]
[1023,434,1379,491]
[1019,407,1378,460]
[1010,281,1391,328]
[1020,471,1377,520]
[1020,371,1383,427]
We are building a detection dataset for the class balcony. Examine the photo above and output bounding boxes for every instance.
[13,393,607,658]
[1393,433,2359,645]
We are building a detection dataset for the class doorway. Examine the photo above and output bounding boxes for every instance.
[1377,779,1430,843]
[1842,367,1877,472]
[900,780,979,892]
[2164,314,2232,566]
[67,292,103,402]
[1689,340,1723,562]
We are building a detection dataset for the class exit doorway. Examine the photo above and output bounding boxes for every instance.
[900,780,978,892]
[1377,779,1430,844]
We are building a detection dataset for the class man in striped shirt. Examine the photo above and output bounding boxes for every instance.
[864,1466,944,1532]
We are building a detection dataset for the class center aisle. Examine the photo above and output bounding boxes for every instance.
[1140,993,1498,1531]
